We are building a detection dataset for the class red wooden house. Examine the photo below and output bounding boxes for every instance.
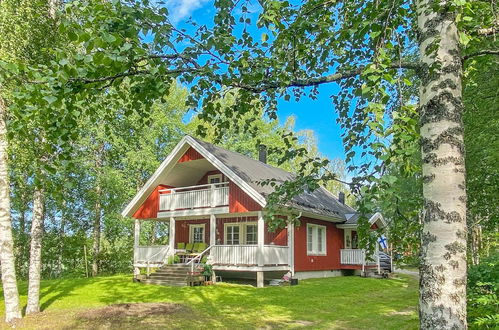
[122,135,386,286]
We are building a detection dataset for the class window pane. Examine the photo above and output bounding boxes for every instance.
[227,225,240,245]
[307,226,314,252]
[246,225,257,244]
[317,227,323,253]
[191,226,204,243]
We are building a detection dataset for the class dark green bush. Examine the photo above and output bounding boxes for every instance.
[468,252,499,329]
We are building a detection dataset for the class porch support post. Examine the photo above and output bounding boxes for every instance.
[376,240,381,274]
[256,271,264,288]
[210,214,216,246]
[257,211,264,267]
[287,218,294,276]
[169,217,175,256]
[133,219,140,277]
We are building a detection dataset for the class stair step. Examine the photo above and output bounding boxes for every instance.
[148,275,187,280]
[141,279,187,287]
[151,270,188,276]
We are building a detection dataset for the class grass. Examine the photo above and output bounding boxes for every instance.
[0,274,419,329]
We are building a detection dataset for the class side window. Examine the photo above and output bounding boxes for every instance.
[307,224,327,255]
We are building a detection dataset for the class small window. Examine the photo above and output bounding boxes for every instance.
[189,224,205,243]
[245,224,258,245]
[208,174,222,184]
[225,224,240,245]
[307,224,326,255]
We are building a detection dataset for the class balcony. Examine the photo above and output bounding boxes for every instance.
[159,182,229,212]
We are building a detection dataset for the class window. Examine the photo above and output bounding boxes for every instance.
[245,224,257,244]
[307,224,327,255]
[225,224,240,245]
[189,224,205,243]
[224,222,258,245]
[207,174,222,184]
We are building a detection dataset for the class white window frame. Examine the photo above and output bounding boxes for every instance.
[307,223,327,256]
[207,174,223,184]
[224,222,258,245]
[344,229,352,249]
[189,224,205,243]
[224,223,241,245]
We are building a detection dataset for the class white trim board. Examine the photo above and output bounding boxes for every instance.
[336,212,387,229]
[157,206,229,218]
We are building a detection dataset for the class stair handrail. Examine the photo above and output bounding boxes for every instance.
[143,245,170,275]
[186,245,214,273]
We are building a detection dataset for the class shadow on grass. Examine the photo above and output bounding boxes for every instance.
[1,274,418,329]
[91,274,418,329]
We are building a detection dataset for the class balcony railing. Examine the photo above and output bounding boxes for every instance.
[159,182,229,211]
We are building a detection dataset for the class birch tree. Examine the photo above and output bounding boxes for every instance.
[416,1,467,326]
[25,189,45,314]
[0,0,56,321]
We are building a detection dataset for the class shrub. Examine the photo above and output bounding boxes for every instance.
[468,252,499,329]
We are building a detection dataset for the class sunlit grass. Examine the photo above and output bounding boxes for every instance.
[0,274,418,329]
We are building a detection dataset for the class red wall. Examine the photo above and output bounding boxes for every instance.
[229,182,261,213]
[178,147,203,163]
[293,217,344,272]
[173,216,286,246]
[133,185,173,219]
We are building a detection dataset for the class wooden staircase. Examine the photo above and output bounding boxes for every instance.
[141,264,191,287]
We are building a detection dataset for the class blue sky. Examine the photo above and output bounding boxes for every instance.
[167,0,346,161]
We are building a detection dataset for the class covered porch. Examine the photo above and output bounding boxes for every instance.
[133,211,293,285]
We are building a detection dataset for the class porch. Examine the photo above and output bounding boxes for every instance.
[133,211,293,282]
[340,248,382,275]
[134,244,290,269]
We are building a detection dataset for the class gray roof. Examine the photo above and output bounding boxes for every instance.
[191,136,358,221]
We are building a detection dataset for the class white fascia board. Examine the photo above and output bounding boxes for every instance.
[186,136,266,207]
[337,212,386,229]
[336,224,357,229]
[368,212,387,228]
[121,136,191,217]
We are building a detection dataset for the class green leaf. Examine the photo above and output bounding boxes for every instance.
[459,32,471,46]
[43,95,58,104]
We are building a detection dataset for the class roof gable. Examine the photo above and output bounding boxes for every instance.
[122,135,357,221]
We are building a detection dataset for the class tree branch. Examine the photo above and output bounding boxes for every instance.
[462,50,499,61]
[232,61,421,93]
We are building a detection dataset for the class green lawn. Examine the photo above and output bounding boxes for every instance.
[0,274,418,329]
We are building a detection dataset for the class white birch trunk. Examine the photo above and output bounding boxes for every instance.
[92,184,101,277]
[26,187,45,314]
[417,0,467,328]
[0,97,22,322]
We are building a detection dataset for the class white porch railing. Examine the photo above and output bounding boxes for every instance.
[340,249,365,265]
[134,245,170,264]
[340,249,379,265]
[211,245,289,266]
[159,183,229,211]
[263,245,289,265]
